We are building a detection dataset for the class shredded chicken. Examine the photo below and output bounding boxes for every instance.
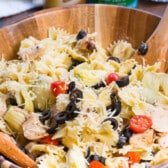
[0,96,7,117]
[129,129,154,147]
[18,44,45,61]
[158,133,168,149]
[22,113,48,140]
[151,105,168,132]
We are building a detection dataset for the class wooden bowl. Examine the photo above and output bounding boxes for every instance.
[0,4,160,60]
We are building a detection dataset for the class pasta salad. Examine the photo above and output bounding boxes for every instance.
[0,28,168,168]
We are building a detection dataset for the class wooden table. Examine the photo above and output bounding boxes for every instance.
[138,0,167,16]
[0,0,167,28]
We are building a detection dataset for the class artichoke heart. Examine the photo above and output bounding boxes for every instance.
[74,63,107,86]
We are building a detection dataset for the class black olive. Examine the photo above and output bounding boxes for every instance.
[63,146,69,152]
[107,101,121,116]
[116,76,129,87]
[8,97,17,105]
[88,155,100,162]
[138,42,148,55]
[99,156,106,165]
[66,101,77,114]
[69,59,83,71]
[47,124,59,134]
[68,81,76,93]
[66,101,79,120]
[39,111,51,123]
[69,88,83,102]
[67,109,79,119]
[113,101,121,116]
[72,59,83,67]
[122,127,133,140]
[117,136,127,148]
[88,155,106,165]
[85,147,91,159]
[103,118,118,130]
[110,92,117,100]
[76,30,87,40]
[55,112,67,124]
[86,41,96,51]
[107,56,120,63]
[92,81,106,89]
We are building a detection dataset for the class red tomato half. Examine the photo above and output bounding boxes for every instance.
[124,151,141,166]
[89,160,105,168]
[40,135,59,146]
[50,81,68,97]
[106,73,120,85]
[129,115,152,133]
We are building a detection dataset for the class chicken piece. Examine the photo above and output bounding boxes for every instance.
[129,129,154,147]
[25,142,42,160]
[76,37,96,51]
[150,105,168,132]
[158,133,168,149]
[18,44,44,61]
[0,96,7,117]
[22,113,48,140]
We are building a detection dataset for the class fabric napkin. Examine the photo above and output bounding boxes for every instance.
[0,0,44,19]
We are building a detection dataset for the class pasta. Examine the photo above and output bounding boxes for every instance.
[0,27,168,168]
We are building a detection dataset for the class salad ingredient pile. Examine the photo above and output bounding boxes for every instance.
[0,28,168,168]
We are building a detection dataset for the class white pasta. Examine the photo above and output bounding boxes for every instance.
[0,28,168,168]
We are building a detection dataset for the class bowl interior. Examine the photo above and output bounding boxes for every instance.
[0,4,160,60]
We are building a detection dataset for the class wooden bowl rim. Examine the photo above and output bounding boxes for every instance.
[0,4,161,30]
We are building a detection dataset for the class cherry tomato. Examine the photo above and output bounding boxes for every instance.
[40,135,59,146]
[129,115,152,133]
[89,160,105,168]
[50,81,68,97]
[124,151,141,166]
[106,73,120,85]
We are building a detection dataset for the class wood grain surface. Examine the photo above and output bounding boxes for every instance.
[0,4,161,61]
[134,6,168,72]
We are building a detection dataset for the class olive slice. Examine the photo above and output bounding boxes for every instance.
[66,101,79,119]
[39,111,51,123]
[76,30,87,40]
[55,112,67,124]
[85,147,91,159]
[99,156,106,165]
[68,81,76,93]
[92,81,106,89]
[113,101,121,116]
[107,56,120,63]
[87,155,98,163]
[122,127,133,140]
[116,76,129,87]
[63,146,69,152]
[8,97,17,106]
[68,59,83,71]
[138,42,148,55]
[66,101,76,113]
[86,41,96,51]
[110,92,117,100]
[117,136,127,148]
[107,101,121,116]
[103,118,118,130]
[47,124,59,134]
[88,155,106,165]
[69,88,83,102]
